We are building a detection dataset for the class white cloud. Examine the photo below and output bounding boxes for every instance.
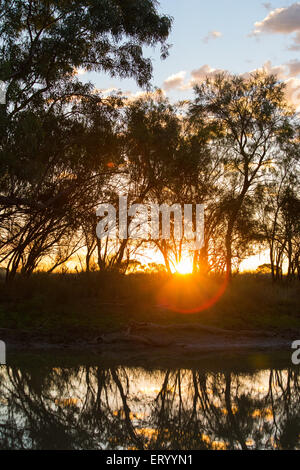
[162,60,300,107]
[254,60,300,106]
[203,31,222,44]
[163,71,186,91]
[283,77,300,105]
[259,60,286,80]
[254,4,300,34]
[124,89,166,103]
[253,3,300,49]
[258,59,300,79]
[190,65,227,84]
[162,65,228,92]
[287,60,300,76]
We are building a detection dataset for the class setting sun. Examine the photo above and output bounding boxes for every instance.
[175,259,193,275]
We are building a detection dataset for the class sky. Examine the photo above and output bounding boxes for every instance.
[80,1,300,106]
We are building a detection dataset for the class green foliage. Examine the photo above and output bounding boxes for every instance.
[0,0,172,101]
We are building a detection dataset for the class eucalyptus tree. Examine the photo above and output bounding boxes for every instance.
[282,189,300,280]
[117,92,184,272]
[0,0,171,113]
[255,138,300,281]
[189,72,295,278]
[121,92,221,273]
[0,0,172,277]
[258,181,300,281]
[0,93,122,279]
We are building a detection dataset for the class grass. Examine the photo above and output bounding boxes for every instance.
[0,271,299,342]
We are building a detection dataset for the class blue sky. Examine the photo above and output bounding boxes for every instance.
[81,1,300,104]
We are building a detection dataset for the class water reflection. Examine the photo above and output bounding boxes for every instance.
[0,361,299,450]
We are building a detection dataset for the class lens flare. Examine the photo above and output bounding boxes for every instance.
[157,273,229,314]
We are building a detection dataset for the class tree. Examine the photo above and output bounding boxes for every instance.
[0,94,122,279]
[121,92,184,272]
[0,0,172,278]
[256,147,300,281]
[189,72,295,278]
[0,0,172,112]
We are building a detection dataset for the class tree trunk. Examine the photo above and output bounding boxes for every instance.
[225,222,234,280]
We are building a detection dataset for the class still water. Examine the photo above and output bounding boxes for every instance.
[0,352,299,450]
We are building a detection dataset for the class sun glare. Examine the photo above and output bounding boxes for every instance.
[175,259,193,275]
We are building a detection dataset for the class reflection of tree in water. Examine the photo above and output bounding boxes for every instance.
[0,364,299,450]
[150,369,300,450]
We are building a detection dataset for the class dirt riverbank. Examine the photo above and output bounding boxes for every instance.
[1,321,298,356]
